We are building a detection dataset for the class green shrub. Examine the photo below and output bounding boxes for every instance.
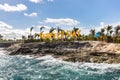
[116,38,120,43]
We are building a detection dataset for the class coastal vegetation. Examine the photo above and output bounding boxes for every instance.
[23,25,120,43]
[0,25,119,43]
[4,25,120,64]
[0,34,3,41]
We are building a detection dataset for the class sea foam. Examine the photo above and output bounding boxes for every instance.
[0,48,120,80]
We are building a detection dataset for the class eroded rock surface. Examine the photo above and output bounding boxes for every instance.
[6,41,120,64]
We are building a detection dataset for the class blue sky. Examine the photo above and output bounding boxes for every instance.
[0,0,120,39]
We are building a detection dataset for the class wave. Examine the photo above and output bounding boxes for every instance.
[20,54,120,74]
[0,48,7,55]
[0,48,120,80]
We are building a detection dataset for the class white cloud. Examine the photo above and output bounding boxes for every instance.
[37,25,50,29]
[44,18,80,26]
[29,0,54,3]
[37,25,51,33]
[0,21,13,29]
[29,0,43,3]
[48,0,54,2]
[0,3,27,12]
[24,12,37,17]
[0,21,31,39]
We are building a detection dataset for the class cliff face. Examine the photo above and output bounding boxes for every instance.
[6,41,120,64]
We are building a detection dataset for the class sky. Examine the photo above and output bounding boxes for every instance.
[0,0,120,39]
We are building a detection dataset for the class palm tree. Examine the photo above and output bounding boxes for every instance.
[39,26,45,41]
[40,26,45,33]
[0,34,3,40]
[22,35,26,39]
[49,27,56,41]
[100,28,105,41]
[114,25,120,42]
[72,27,79,40]
[22,35,26,43]
[28,27,34,40]
[57,27,62,40]
[49,27,56,33]
[90,29,95,40]
[115,25,120,37]
[110,30,113,37]
[57,27,61,33]
[30,27,34,35]
[73,27,79,36]
[104,25,112,42]
[34,33,39,39]
[105,25,112,36]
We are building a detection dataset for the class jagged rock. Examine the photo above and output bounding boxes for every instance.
[6,41,120,64]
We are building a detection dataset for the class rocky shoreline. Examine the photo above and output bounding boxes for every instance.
[6,41,120,64]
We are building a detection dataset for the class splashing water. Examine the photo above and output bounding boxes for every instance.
[0,48,120,80]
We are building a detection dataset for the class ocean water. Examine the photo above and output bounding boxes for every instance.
[0,48,120,80]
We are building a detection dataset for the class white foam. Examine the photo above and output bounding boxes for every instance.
[20,55,34,59]
[3,50,120,75]
[19,54,120,72]
[34,56,120,74]
[0,48,8,56]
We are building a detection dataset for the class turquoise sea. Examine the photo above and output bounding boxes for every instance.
[0,48,120,80]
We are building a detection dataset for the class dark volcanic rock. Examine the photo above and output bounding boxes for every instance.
[6,41,120,64]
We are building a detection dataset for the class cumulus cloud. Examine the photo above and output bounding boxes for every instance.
[44,18,80,26]
[24,12,37,17]
[29,0,43,3]
[0,21,30,39]
[0,3,27,12]
[0,21,13,29]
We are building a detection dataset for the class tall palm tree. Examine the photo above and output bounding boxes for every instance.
[0,34,3,40]
[40,26,45,33]
[49,27,56,33]
[115,25,120,37]
[72,27,79,36]
[105,25,112,36]
[90,29,95,40]
[57,27,62,40]
[57,27,61,33]
[105,25,112,42]
[49,27,56,41]
[90,29,95,36]
[100,28,105,41]
[72,27,79,40]
[22,35,26,43]
[30,27,34,35]
[22,35,26,39]
[34,33,39,39]
[62,30,67,41]
[28,27,34,39]
[114,25,120,42]
[39,26,45,41]
[110,30,113,37]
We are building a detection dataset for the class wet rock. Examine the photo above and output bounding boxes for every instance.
[6,41,120,64]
